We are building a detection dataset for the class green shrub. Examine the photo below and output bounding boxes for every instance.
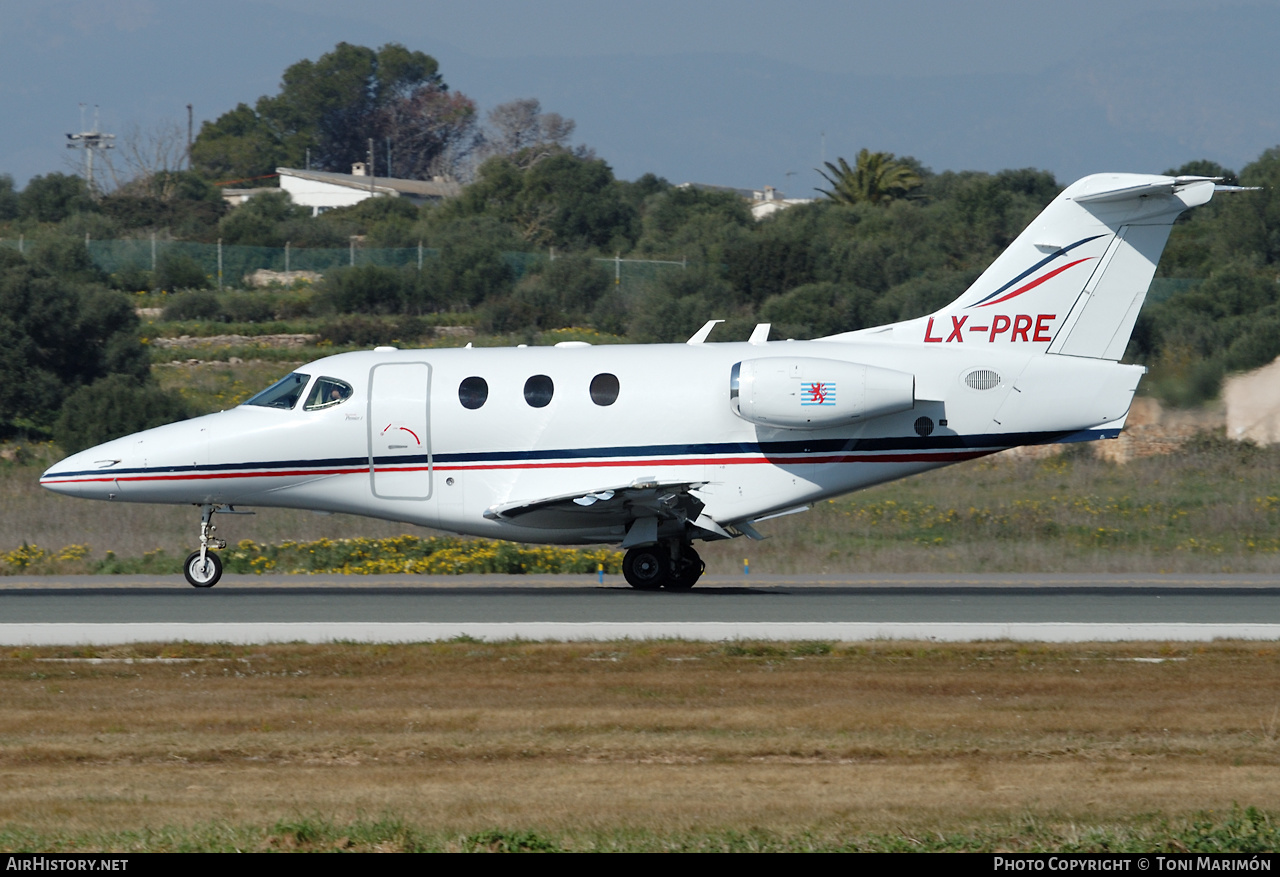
[161,290,222,321]
[317,314,429,346]
[221,291,275,323]
[154,252,209,291]
[54,374,193,453]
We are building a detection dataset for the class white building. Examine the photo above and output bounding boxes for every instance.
[274,164,462,216]
[675,182,814,221]
[749,185,815,221]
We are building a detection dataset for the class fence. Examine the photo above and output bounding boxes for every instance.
[0,236,690,295]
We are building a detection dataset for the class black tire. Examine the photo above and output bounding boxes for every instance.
[665,548,704,591]
[622,546,667,590]
[184,551,222,588]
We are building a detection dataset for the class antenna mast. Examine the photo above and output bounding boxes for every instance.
[65,104,115,194]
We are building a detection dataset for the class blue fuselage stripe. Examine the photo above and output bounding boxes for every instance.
[41,428,1120,481]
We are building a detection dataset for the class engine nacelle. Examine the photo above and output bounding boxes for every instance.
[730,357,915,429]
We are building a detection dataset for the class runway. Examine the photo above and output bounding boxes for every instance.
[3,573,1280,644]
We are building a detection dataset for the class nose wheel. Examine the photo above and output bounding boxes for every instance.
[184,504,227,588]
[184,550,223,588]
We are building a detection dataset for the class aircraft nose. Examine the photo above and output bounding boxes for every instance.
[40,442,132,500]
[40,415,216,501]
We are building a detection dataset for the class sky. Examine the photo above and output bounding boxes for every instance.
[2,0,1278,193]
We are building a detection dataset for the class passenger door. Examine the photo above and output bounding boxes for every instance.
[367,362,432,500]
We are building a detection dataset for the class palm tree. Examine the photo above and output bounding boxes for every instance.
[816,149,922,206]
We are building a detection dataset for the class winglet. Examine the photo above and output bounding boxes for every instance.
[687,319,724,344]
[748,323,771,344]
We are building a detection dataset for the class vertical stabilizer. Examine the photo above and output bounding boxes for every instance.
[874,174,1218,357]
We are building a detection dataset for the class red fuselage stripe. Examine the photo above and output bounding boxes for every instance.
[41,450,993,486]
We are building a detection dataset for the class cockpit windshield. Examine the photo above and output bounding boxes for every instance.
[244,373,311,410]
[304,377,354,411]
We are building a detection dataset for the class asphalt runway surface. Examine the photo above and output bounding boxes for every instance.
[3,573,1280,624]
[3,573,1280,644]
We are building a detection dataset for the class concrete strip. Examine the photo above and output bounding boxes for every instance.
[3,621,1280,645]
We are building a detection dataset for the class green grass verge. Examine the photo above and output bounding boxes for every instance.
[2,806,1277,852]
[1,536,622,576]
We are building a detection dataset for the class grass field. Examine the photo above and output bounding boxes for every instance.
[1,640,1279,852]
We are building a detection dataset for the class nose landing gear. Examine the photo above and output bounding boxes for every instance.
[183,504,227,588]
[621,541,705,591]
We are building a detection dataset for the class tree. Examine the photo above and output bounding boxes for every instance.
[18,173,97,223]
[759,281,880,338]
[190,102,290,183]
[483,254,611,332]
[55,374,192,454]
[216,190,309,248]
[101,119,191,195]
[0,250,159,436]
[99,171,226,238]
[454,152,636,250]
[1218,147,1280,266]
[0,175,17,220]
[191,43,475,182]
[478,98,581,169]
[816,149,923,206]
[632,185,752,263]
[379,84,480,180]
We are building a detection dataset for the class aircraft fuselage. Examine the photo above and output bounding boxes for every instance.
[41,335,1140,543]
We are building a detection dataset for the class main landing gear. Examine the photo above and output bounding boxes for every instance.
[183,504,226,588]
[622,542,705,591]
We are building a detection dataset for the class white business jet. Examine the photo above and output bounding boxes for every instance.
[41,173,1244,589]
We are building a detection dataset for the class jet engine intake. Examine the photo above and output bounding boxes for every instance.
[730,357,915,429]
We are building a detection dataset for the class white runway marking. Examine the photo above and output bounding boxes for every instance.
[3,621,1280,645]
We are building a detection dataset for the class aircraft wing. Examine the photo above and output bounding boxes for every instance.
[483,478,708,532]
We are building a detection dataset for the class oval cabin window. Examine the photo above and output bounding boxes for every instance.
[458,376,489,410]
[524,375,554,408]
[590,373,620,406]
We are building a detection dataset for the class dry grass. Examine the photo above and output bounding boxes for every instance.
[2,640,1279,847]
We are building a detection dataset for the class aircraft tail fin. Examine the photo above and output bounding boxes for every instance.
[883,174,1222,358]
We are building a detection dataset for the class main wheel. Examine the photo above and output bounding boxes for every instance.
[184,551,223,588]
[622,546,668,590]
[665,548,704,591]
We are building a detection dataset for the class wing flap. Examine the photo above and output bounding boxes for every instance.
[483,478,708,530]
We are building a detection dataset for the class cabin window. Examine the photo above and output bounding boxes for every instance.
[524,374,554,408]
[458,376,488,409]
[244,372,311,410]
[590,373,620,406]
[304,377,354,411]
